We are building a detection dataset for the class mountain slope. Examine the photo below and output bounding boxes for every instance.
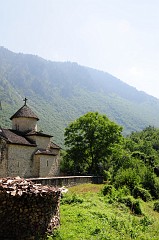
[0,47,159,146]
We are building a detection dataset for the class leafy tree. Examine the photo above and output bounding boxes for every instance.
[63,112,123,175]
[109,126,159,199]
[126,126,159,167]
[114,165,141,191]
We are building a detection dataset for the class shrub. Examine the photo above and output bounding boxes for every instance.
[118,196,142,215]
[102,185,131,205]
[119,196,134,208]
[132,186,152,202]
[103,170,111,182]
[142,168,155,192]
[154,201,159,212]
[114,168,141,191]
[133,200,142,215]
[154,177,159,199]
[102,184,115,196]
[117,186,130,198]
[142,169,159,199]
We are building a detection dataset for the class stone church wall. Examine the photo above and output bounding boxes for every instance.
[0,142,60,178]
[39,154,60,177]
[51,148,60,155]
[12,117,37,132]
[32,154,40,177]
[0,139,8,177]
[8,145,36,178]
[28,135,50,149]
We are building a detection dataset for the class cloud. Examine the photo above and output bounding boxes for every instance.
[118,20,131,33]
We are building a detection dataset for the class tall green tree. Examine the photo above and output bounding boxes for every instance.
[63,112,123,175]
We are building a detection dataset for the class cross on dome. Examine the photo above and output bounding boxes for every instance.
[23,97,28,106]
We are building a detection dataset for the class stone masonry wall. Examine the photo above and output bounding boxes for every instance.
[29,176,104,187]
[8,145,36,177]
[0,177,61,240]
[12,117,37,132]
[0,139,8,177]
[39,155,60,177]
[28,135,50,149]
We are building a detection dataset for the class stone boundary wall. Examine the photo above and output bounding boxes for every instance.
[0,177,61,240]
[28,175,103,187]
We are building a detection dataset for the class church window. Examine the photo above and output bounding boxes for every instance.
[47,160,49,167]
[0,142,5,162]
[16,124,19,130]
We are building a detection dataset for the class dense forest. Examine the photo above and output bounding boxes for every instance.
[1,47,159,147]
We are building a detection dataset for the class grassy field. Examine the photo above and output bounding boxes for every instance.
[47,183,159,240]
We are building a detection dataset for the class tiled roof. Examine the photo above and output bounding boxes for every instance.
[0,129,36,146]
[34,149,57,156]
[50,142,61,149]
[26,130,53,138]
[10,104,39,120]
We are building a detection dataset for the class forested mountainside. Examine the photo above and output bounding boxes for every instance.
[0,47,159,146]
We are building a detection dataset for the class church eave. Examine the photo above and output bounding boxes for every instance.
[34,149,57,156]
[7,142,37,147]
[26,131,53,138]
[35,152,57,156]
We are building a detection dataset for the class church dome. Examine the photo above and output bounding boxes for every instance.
[10,103,39,121]
[10,99,39,132]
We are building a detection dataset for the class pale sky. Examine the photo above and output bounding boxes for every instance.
[1,0,159,98]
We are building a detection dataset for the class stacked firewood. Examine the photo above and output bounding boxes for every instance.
[0,177,61,239]
[0,176,60,196]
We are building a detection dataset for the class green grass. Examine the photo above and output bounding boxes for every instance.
[47,184,159,240]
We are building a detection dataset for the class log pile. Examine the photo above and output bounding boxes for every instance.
[0,176,61,240]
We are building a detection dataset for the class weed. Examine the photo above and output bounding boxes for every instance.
[47,184,159,240]
[61,193,84,205]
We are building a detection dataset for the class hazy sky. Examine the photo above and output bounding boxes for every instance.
[1,0,159,98]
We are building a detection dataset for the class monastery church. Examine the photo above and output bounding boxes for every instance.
[0,99,60,178]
